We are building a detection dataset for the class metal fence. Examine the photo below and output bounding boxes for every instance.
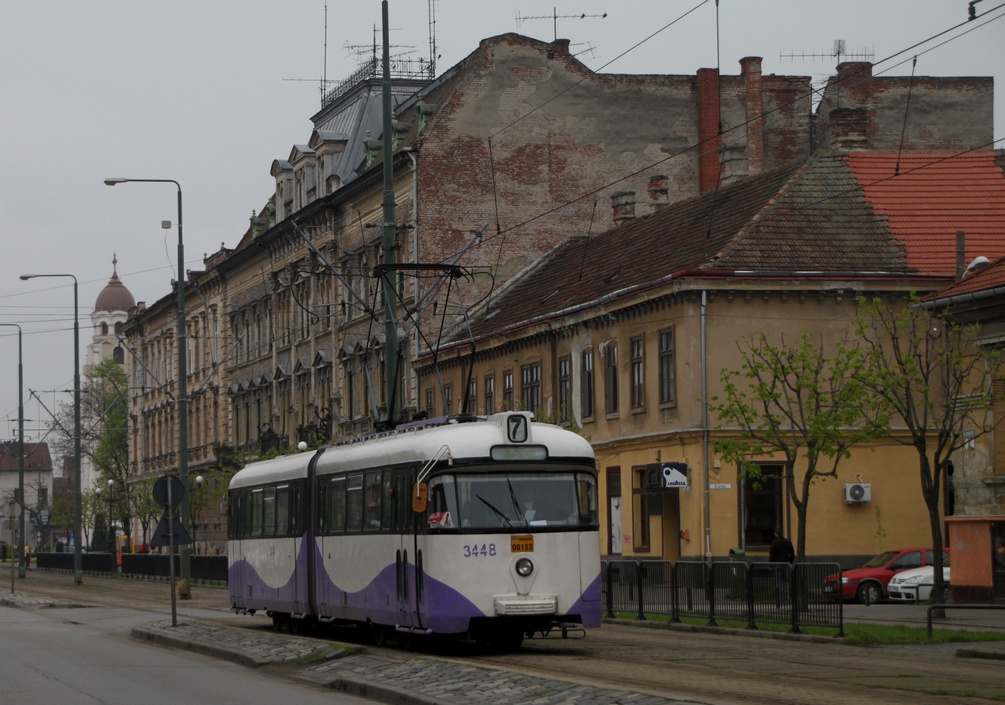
[603,559,843,636]
[35,552,228,584]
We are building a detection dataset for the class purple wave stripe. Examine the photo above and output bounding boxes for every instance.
[231,538,601,633]
[568,573,603,627]
[229,537,309,614]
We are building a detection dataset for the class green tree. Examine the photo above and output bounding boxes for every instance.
[709,333,884,560]
[856,295,1001,603]
[49,493,73,544]
[128,477,162,548]
[90,358,130,487]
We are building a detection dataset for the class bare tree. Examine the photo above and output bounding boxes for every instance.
[856,295,1001,603]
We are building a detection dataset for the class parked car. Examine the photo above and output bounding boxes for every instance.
[888,561,951,602]
[823,548,950,604]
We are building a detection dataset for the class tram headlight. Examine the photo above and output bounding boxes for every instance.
[515,557,534,577]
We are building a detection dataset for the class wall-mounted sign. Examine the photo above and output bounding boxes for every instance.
[710,484,732,490]
[661,462,689,488]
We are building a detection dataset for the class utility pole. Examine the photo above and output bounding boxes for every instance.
[380,0,401,427]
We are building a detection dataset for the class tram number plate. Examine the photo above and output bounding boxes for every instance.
[511,535,534,553]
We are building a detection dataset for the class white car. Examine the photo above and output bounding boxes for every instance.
[888,564,951,602]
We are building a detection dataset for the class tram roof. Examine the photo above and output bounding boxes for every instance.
[316,412,594,475]
[229,413,594,489]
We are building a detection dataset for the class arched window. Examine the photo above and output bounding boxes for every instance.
[113,346,125,364]
[101,322,109,335]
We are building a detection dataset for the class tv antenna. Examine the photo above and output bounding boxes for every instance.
[780,39,875,64]
[515,7,608,41]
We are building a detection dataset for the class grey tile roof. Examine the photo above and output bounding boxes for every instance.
[454,154,912,345]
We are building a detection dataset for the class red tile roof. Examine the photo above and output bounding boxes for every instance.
[845,151,1005,276]
[0,442,52,472]
[928,255,1005,300]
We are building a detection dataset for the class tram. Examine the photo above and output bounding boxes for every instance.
[228,411,601,649]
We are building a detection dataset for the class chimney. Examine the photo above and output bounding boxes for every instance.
[740,57,765,175]
[956,231,966,280]
[548,39,571,58]
[829,107,870,152]
[648,174,669,209]
[611,190,637,223]
[836,61,873,83]
[718,142,749,186]
[696,68,722,192]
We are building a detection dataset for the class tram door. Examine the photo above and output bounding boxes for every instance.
[396,467,424,629]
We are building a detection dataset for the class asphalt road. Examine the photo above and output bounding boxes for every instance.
[0,600,371,705]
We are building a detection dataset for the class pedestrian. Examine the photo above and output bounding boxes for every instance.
[0,543,7,563]
[769,528,795,605]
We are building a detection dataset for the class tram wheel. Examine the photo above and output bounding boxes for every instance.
[370,623,391,647]
[396,631,417,651]
[487,631,524,652]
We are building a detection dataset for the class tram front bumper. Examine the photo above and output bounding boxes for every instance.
[493,595,557,616]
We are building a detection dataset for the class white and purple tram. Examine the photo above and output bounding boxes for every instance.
[228,411,601,648]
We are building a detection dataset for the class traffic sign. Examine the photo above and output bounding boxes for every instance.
[150,511,192,547]
[152,475,186,508]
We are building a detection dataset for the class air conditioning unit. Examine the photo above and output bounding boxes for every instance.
[844,483,872,503]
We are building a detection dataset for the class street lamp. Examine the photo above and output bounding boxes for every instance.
[193,474,203,555]
[0,324,26,578]
[104,177,191,591]
[106,479,114,554]
[18,273,82,585]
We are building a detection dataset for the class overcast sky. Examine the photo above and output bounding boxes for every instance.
[2,0,1003,448]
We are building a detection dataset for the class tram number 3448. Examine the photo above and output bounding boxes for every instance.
[462,543,497,557]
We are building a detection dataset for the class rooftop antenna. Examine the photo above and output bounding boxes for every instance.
[515,7,607,41]
[780,39,875,64]
[428,0,438,78]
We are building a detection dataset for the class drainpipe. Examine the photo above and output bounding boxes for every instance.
[701,290,712,557]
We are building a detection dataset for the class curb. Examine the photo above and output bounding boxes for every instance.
[325,675,455,705]
[131,625,272,668]
[956,647,1005,661]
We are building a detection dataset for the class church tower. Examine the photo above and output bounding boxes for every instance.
[86,255,135,375]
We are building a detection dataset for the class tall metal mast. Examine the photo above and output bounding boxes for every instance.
[380,0,401,427]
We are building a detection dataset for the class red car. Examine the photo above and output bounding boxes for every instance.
[823,547,950,604]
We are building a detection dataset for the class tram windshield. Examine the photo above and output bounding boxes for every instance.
[426,471,598,531]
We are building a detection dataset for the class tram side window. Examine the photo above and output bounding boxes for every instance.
[262,486,277,537]
[381,472,394,530]
[251,489,264,537]
[393,470,413,533]
[317,481,329,535]
[364,471,382,531]
[289,482,302,536]
[327,478,347,533]
[227,492,241,539]
[427,476,457,529]
[577,474,599,526]
[346,475,364,531]
[275,485,290,536]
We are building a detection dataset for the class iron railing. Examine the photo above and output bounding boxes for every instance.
[603,559,844,636]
